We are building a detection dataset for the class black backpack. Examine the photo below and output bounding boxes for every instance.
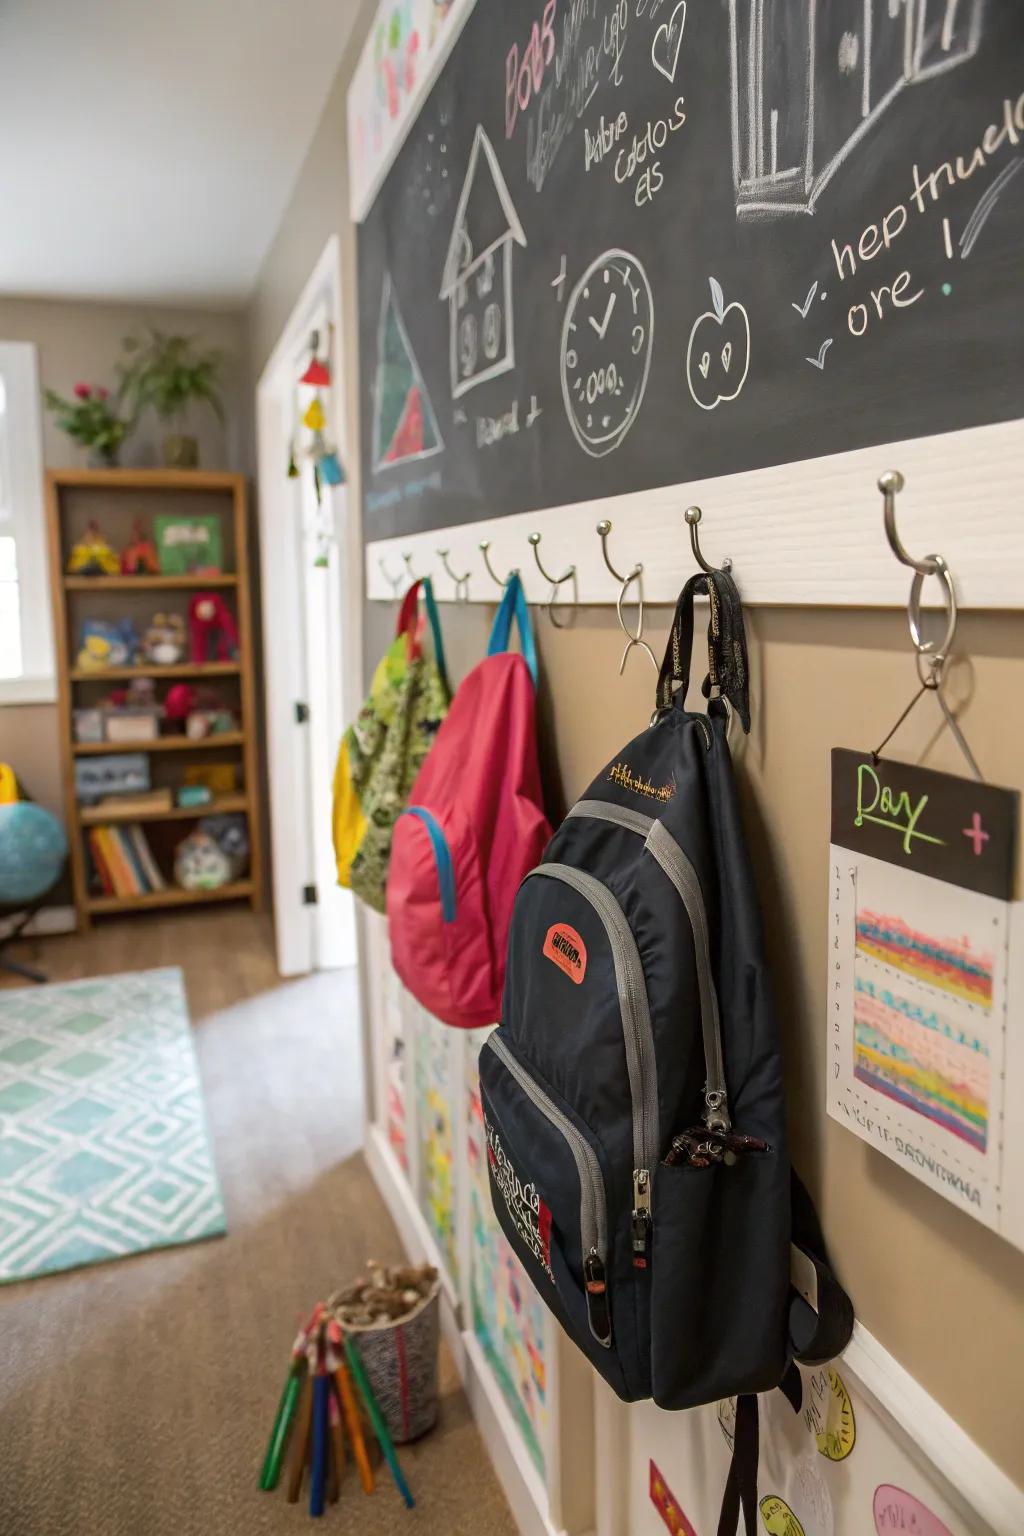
[479,573,853,1532]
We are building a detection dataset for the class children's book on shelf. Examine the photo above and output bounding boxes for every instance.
[87,823,166,898]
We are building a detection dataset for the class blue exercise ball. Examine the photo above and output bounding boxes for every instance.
[0,802,68,905]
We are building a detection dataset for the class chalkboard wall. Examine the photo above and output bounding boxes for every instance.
[358,0,1023,542]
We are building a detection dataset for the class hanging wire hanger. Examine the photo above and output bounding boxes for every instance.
[597,519,657,673]
[528,533,577,628]
[437,548,470,602]
[872,471,982,781]
[479,540,517,591]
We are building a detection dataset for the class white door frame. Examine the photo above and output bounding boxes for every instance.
[256,234,362,976]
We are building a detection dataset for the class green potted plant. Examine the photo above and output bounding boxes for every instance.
[118,329,225,469]
[44,383,130,467]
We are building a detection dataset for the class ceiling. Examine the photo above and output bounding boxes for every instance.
[0,0,363,308]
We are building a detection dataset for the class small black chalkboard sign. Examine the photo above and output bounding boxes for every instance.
[830,749,1018,901]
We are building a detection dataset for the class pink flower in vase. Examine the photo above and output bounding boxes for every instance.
[73,382,91,399]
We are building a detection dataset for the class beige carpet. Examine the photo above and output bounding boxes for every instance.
[0,929,515,1536]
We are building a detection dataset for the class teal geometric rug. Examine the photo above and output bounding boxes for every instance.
[0,967,226,1283]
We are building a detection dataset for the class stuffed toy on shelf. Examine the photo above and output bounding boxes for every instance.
[188,593,239,663]
[120,519,159,576]
[66,521,120,576]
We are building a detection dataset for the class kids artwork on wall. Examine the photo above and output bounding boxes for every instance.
[347,0,475,219]
[412,1005,458,1283]
[466,1030,548,1478]
[827,749,1021,1245]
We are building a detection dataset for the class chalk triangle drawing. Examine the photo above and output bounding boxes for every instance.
[371,274,444,473]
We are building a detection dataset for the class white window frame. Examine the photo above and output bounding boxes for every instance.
[0,342,55,704]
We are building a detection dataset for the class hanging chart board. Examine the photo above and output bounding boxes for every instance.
[356,1,1024,606]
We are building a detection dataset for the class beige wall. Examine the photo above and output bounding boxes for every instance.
[0,295,248,830]
[249,11,1024,1486]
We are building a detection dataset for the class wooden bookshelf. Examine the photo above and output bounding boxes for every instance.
[73,733,245,755]
[45,468,263,927]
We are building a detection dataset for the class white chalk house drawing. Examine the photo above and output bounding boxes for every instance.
[560,249,655,457]
[685,277,751,411]
[371,273,445,474]
[729,0,985,217]
[439,124,526,399]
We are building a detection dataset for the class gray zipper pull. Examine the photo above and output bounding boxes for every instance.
[584,1248,612,1344]
[631,1167,652,1269]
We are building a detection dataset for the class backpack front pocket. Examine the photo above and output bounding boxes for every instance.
[480,1032,614,1352]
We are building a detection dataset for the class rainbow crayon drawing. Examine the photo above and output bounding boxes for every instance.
[855,908,994,1009]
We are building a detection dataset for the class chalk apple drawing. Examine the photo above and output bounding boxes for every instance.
[685,277,750,410]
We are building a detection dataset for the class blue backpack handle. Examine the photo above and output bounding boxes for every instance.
[420,576,450,701]
[486,572,538,687]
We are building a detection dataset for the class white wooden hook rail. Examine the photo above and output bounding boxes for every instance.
[365,418,1024,609]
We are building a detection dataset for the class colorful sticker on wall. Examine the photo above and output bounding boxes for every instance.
[649,1460,697,1536]
[873,1485,953,1536]
[413,1006,457,1283]
[466,1031,547,1476]
[803,1366,856,1462]
[827,751,1020,1239]
[382,966,408,1173]
[371,273,444,473]
[760,1494,806,1536]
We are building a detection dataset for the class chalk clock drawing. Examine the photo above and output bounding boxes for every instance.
[560,249,654,458]
[685,277,750,411]
[439,124,526,399]
[371,273,445,473]
[729,0,985,217]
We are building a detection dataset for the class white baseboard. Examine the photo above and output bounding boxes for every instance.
[364,1118,561,1536]
[843,1322,1024,1536]
[0,905,75,940]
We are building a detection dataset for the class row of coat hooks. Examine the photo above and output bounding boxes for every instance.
[377,506,730,657]
[375,477,979,766]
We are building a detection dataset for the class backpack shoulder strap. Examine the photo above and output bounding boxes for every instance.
[486,572,538,687]
[718,1171,854,1535]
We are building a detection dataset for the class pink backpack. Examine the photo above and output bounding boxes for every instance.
[387,575,551,1028]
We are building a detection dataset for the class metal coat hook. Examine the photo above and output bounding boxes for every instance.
[597,520,657,674]
[480,539,517,590]
[378,557,404,598]
[878,470,938,576]
[684,506,733,575]
[528,532,577,628]
[872,470,982,781]
[401,551,422,584]
[437,548,470,601]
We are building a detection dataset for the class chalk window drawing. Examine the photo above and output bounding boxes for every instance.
[371,273,445,474]
[729,0,985,218]
[560,249,654,458]
[439,125,527,399]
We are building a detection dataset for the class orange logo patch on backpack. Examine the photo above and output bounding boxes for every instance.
[543,923,587,983]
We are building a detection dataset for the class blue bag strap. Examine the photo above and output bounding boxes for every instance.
[486,572,538,687]
[420,576,450,701]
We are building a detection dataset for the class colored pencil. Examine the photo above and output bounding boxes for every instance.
[259,1362,303,1490]
[310,1373,329,1517]
[327,1384,344,1501]
[341,1332,415,1510]
[333,1362,374,1494]
[286,1376,314,1504]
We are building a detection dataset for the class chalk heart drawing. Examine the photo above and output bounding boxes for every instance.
[873,1486,952,1536]
[759,1494,806,1536]
[686,277,750,410]
[560,248,654,458]
[651,0,686,83]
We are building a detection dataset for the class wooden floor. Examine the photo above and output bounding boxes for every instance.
[0,908,516,1536]
[1,905,281,1019]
